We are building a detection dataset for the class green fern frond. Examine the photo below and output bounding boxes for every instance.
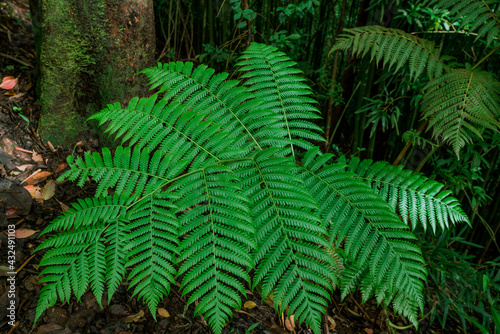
[35,212,128,324]
[125,193,179,319]
[90,95,242,170]
[421,68,500,158]
[300,148,426,326]
[423,0,500,45]
[345,157,470,232]
[140,62,283,154]
[174,164,254,334]
[237,43,325,157]
[331,25,448,80]
[232,148,334,333]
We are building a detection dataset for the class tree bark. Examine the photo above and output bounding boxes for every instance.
[29,0,155,145]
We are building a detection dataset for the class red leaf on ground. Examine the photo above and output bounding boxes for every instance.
[0,77,18,90]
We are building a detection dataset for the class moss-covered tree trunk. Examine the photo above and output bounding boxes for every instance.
[29,0,155,145]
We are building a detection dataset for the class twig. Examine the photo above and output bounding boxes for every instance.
[0,52,33,67]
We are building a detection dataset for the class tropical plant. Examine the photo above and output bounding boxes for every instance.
[34,43,469,333]
[331,25,500,158]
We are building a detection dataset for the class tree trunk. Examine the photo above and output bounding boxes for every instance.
[29,0,155,145]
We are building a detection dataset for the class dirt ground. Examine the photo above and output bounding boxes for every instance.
[0,2,469,334]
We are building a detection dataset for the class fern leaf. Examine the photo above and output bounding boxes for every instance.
[34,195,129,324]
[139,63,281,154]
[421,68,500,158]
[237,43,325,157]
[173,164,254,334]
[345,157,470,232]
[231,148,334,333]
[424,0,500,45]
[331,26,448,80]
[90,96,241,170]
[300,148,426,326]
[125,193,179,318]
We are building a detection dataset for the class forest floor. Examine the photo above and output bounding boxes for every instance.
[0,2,471,334]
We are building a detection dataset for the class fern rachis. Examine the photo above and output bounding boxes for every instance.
[35,42,469,333]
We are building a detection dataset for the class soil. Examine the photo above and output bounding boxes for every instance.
[0,2,468,334]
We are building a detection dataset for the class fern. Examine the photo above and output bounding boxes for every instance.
[236,43,325,157]
[35,43,468,333]
[299,148,427,324]
[421,68,500,158]
[423,0,500,45]
[331,25,448,80]
[344,156,470,232]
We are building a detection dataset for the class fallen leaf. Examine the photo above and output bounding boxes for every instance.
[42,179,56,200]
[0,77,18,90]
[0,265,12,276]
[327,315,336,330]
[284,314,295,332]
[263,296,274,308]
[32,152,43,162]
[17,164,34,172]
[364,329,374,334]
[55,197,70,211]
[158,308,170,318]
[54,162,68,174]
[5,208,18,217]
[24,171,52,185]
[37,324,63,334]
[122,310,144,323]
[9,92,25,102]
[24,185,41,198]
[243,301,257,309]
[15,228,37,238]
[4,90,16,96]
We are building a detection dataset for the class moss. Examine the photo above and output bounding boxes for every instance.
[35,0,154,146]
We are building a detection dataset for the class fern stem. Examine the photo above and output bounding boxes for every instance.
[125,157,254,210]
[326,81,361,153]
[415,142,443,173]
[472,44,500,71]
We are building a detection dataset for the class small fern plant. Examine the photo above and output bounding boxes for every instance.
[35,43,469,333]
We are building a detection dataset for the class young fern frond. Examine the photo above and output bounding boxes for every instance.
[331,26,448,80]
[344,157,470,232]
[237,43,325,157]
[299,148,427,326]
[421,69,500,158]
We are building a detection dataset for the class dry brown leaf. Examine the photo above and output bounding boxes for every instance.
[42,179,56,200]
[158,308,170,318]
[4,90,16,96]
[364,329,373,334]
[24,171,52,185]
[17,164,34,172]
[284,314,295,332]
[32,152,43,162]
[37,324,63,334]
[15,228,37,238]
[327,315,336,330]
[122,310,144,323]
[24,185,41,197]
[55,197,70,211]
[54,162,68,174]
[243,301,257,309]
[5,208,18,217]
